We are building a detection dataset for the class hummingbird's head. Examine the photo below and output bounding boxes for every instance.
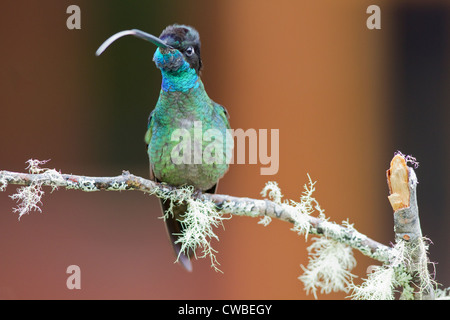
[157,24,202,74]
[96,24,202,75]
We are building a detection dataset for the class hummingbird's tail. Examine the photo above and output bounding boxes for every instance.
[160,199,194,272]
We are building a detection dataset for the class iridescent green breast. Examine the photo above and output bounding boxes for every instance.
[146,80,232,190]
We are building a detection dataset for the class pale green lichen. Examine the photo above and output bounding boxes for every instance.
[260,175,323,239]
[349,238,436,300]
[10,182,45,220]
[299,237,357,299]
[79,179,97,192]
[7,159,67,219]
[0,174,10,192]
[393,238,436,300]
[156,185,194,210]
[259,181,282,226]
[291,175,325,239]
[25,159,50,174]
[175,197,230,272]
[410,237,436,297]
[261,181,283,204]
[155,185,229,272]
[261,177,359,299]
[220,198,261,217]
[257,215,272,227]
[9,159,55,219]
[435,287,450,300]
[108,180,128,191]
[42,169,65,192]
[349,265,398,300]
[295,174,325,218]
[349,240,408,300]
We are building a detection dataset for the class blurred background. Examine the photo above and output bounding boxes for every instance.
[0,0,448,299]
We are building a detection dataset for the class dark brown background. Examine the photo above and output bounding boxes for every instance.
[0,0,448,299]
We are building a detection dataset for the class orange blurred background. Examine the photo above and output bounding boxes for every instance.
[0,1,448,299]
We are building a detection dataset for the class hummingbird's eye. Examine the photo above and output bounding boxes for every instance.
[185,46,195,56]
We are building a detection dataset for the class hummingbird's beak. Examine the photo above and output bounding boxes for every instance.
[96,29,173,56]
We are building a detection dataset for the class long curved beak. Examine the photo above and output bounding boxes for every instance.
[96,29,173,56]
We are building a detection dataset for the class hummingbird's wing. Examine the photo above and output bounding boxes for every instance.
[213,101,230,123]
[213,102,233,175]
[145,110,155,181]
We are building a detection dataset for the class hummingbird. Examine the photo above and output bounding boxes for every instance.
[96,25,233,271]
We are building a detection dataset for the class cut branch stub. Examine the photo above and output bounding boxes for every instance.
[386,155,410,211]
[387,154,422,241]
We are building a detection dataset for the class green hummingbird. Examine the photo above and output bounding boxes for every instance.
[97,25,233,271]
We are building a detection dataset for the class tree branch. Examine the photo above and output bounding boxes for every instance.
[0,165,391,264]
[1,155,444,299]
